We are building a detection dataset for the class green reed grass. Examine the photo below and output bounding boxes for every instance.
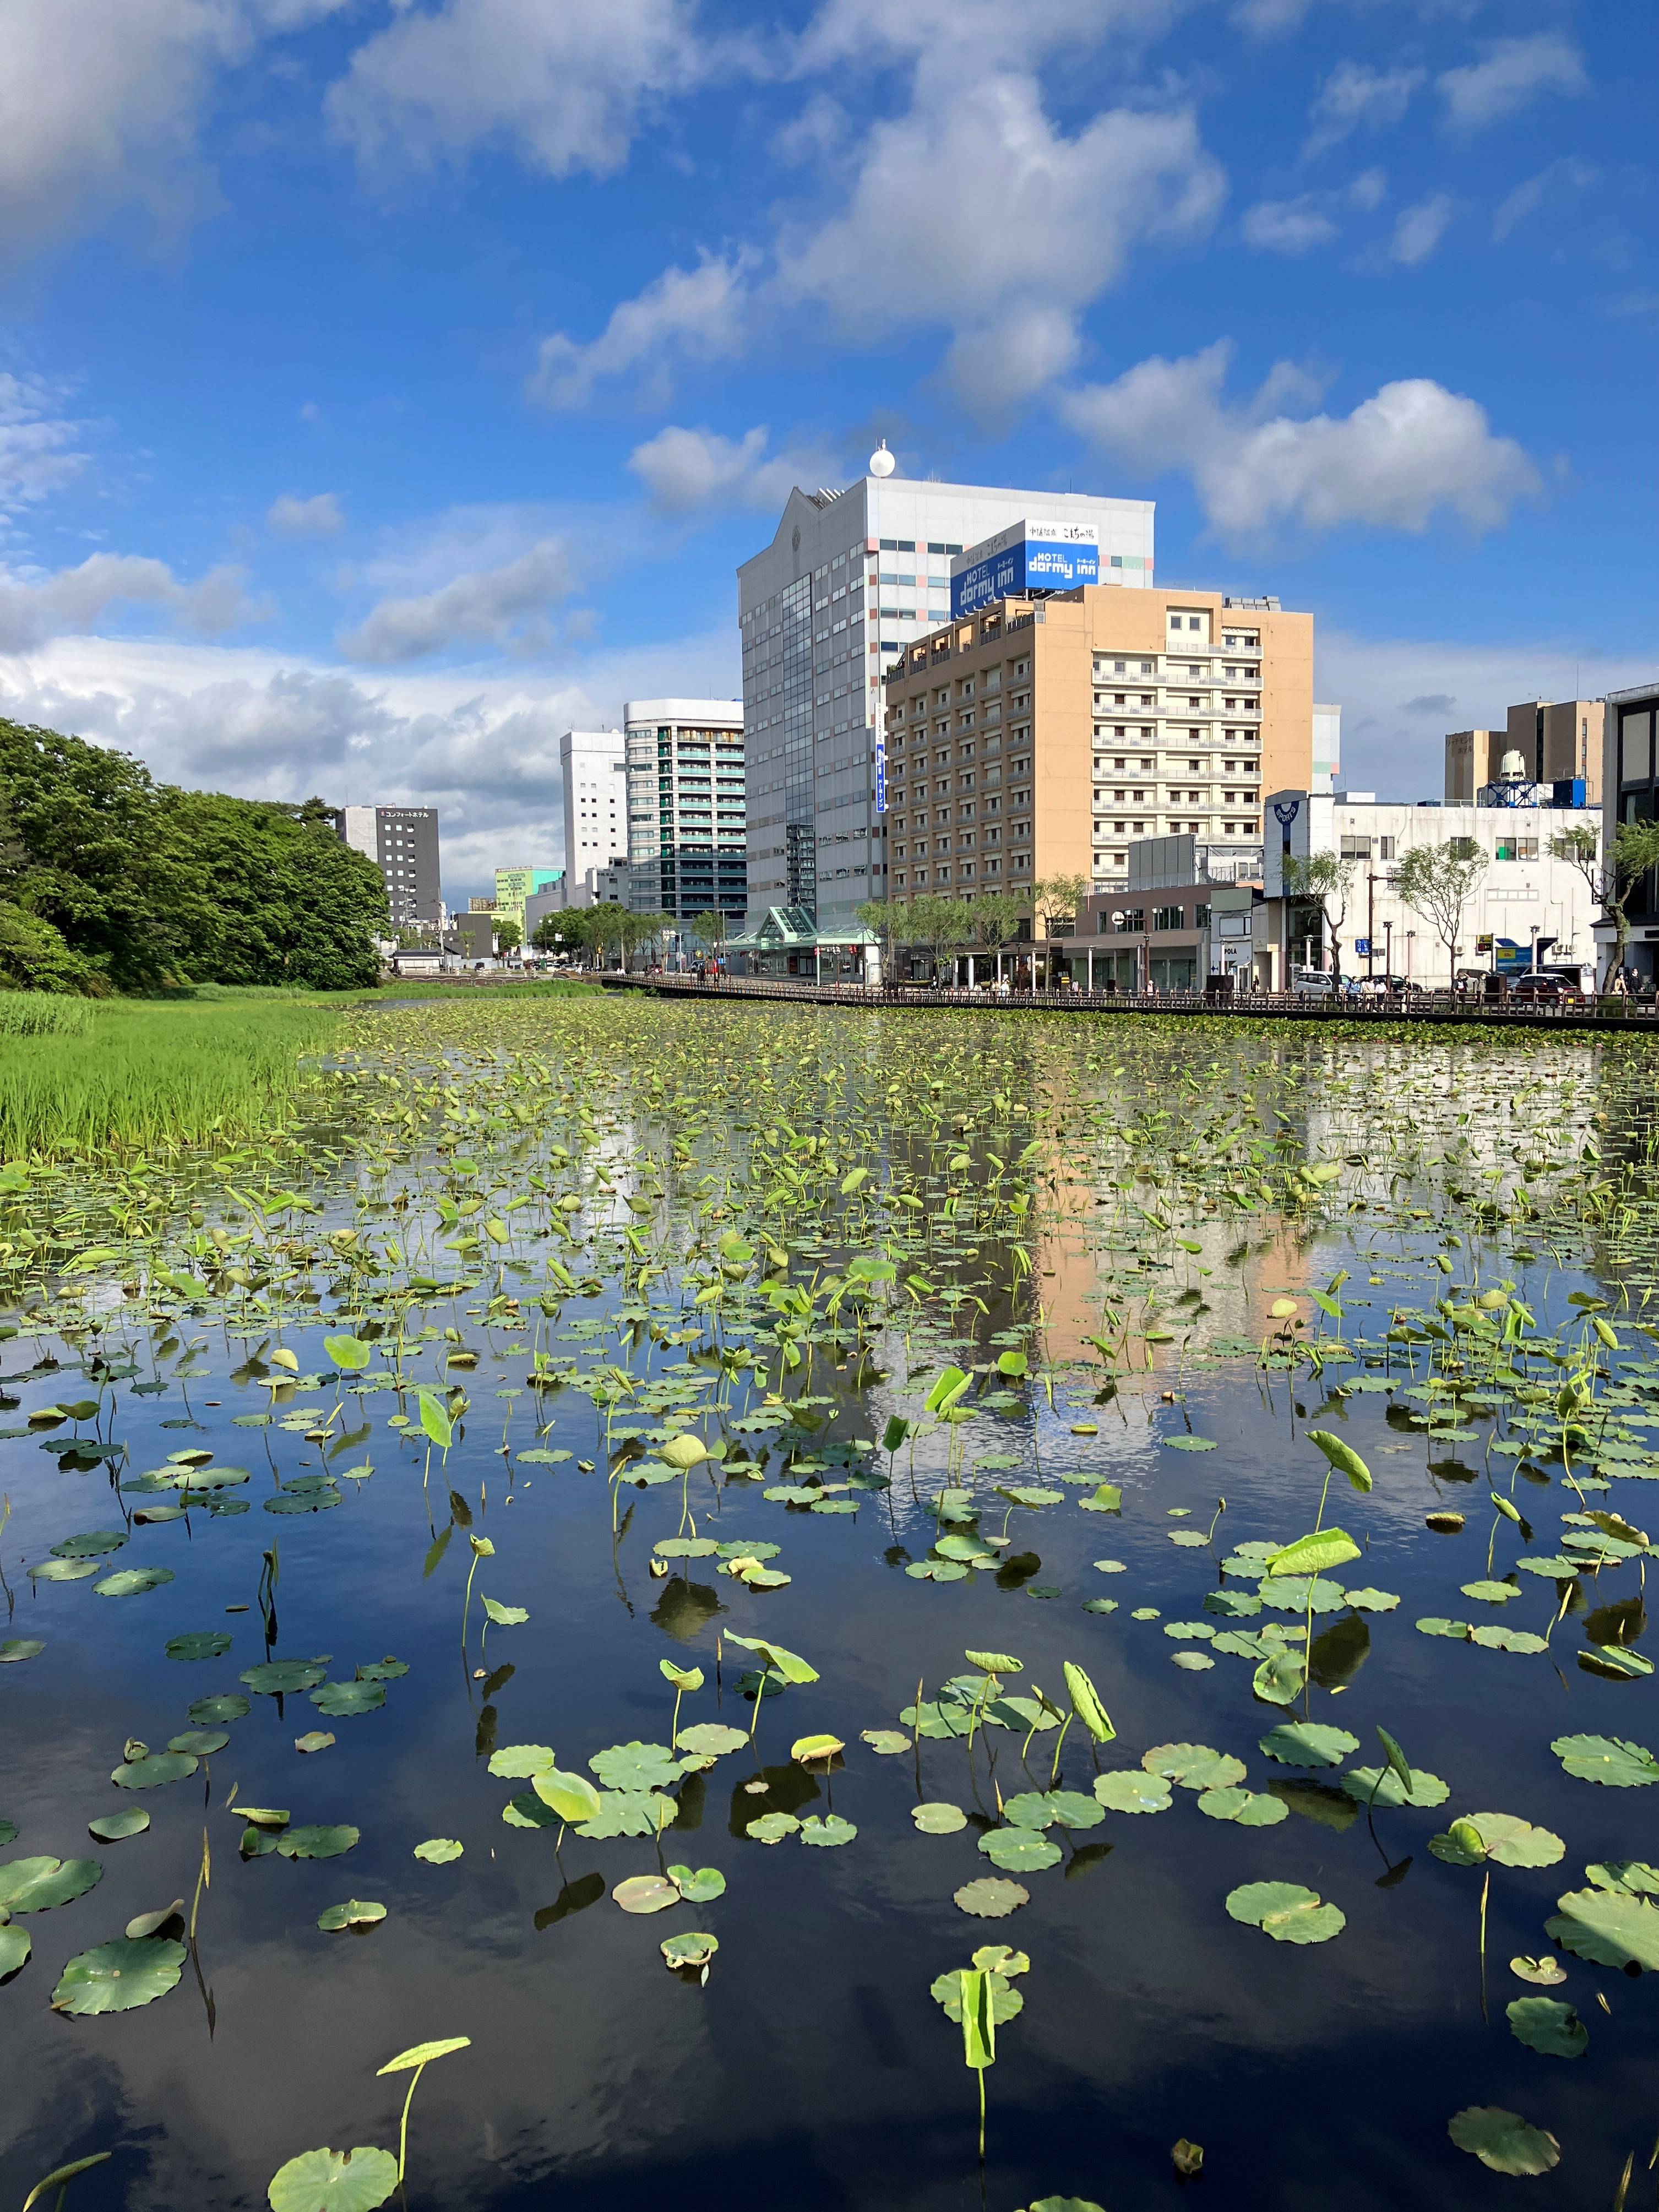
[0,992,96,1038]
[0,995,340,1161]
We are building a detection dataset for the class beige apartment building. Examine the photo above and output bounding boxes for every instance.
[1445,698,1603,804]
[882,585,1312,895]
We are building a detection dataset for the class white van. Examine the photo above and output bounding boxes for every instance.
[1290,966,1334,997]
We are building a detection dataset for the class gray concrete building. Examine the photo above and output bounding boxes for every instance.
[331,805,441,926]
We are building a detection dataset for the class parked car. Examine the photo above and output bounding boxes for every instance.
[1290,965,1334,997]
[1509,972,1580,1006]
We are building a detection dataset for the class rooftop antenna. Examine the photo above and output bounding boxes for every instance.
[868,439,895,479]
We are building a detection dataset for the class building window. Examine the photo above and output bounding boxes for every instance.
[1340,836,1372,859]
[1152,906,1184,931]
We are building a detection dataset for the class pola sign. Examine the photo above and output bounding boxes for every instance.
[950,519,1101,618]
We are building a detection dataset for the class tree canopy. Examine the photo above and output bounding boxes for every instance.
[0,718,389,993]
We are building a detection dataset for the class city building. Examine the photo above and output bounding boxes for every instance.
[737,452,1156,933]
[880,584,1312,902]
[1600,681,1659,984]
[623,698,747,926]
[559,728,628,893]
[1255,789,1598,989]
[1445,699,1604,804]
[492,866,563,932]
[331,805,442,927]
[1076,838,1263,992]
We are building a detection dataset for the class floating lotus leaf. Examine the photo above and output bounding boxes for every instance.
[799,1814,857,1846]
[1196,1787,1287,1827]
[746,1813,800,1844]
[575,1791,674,1839]
[1044,1790,1105,1830]
[50,1531,128,1559]
[979,1829,1062,1873]
[1415,1618,1471,1640]
[1552,1733,1659,1787]
[488,1744,556,1779]
[502,1792,560,1830]
[168,1730,229,1755]
[1505,1996,1587,2057]
[88,1809,149,1843]
[94,1568,175,1597]
[111,1752,198,1790]
[1544,1887,1659,1972]
[188,1695,250,1723]
[661,1931,718,1970]
[1226,1882,1345,1944]
[1252,1649,1307,1706]
[1258,1723,1359,1768]
[954,1877,1029,1918]
[0,1924,29,1977]
[1342,1589,1401,1612]
[913,1802,968,1835]
[308,1681,387,1718]
[1460,1579,1521,1604]
[1586,1861,1659,1895]
[295,1732,336,1754]
[666,1865,726,1903]
[930,1969,1025,2025]
[1003,1791,1058,1831]
[589,1741,683,1792]
[1143,1744,1247,1792]
[355,1659,409,1681]
[675,1725,750,1758]
[1510,1955,1567,1986]
[1428,1813,1564,1869]
[1470,1626,1548,1654]
[265,2144,400,2212]
[51,1936,185,2015]
[241,1661,328,1696]
[274,1825,358,1860]
[0,1639,44,1663]
[1341,1765,1449,1809]
[0,1855,102,1912]
[166,1632,233,1661]
[790,1734,844,1764]
[412,1838,462,1863]
[1446,2107,1560,2176]
[317,1899,387,1932]
[28,1560,99,1583]
[861,1729,911,1756]
[1094,1771,1173,1814]
[613,1874,680,1914]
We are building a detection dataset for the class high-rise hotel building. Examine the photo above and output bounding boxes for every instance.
[737,452,1155,933]
[623,698,748,923]
[882,583,1312,897]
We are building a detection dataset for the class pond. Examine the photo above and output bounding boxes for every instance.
[3,998,1659,2212]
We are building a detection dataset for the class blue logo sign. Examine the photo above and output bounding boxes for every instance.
[1272,798,1302,828]
[951,523,1101,618]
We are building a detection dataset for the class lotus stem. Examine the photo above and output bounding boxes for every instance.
[396,2061,426,2184]
[977,2066,986,2164]
[1048,1711,1073,1785]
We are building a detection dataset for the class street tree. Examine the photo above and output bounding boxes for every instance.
[1551,819,1659,986]
[1283,850,1361,981]
[1391,839,1487,981]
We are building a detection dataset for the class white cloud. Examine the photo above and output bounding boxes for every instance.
[777,66,1224,414]
[339,536,578,664]
[1386,190,1456,264]
[1492,156,1596,242]
[0,626,738,896]
[0,0,349,255]
[1438,34,1587,132]
[0,369,90,517]
[1304,61,1424,157]
[627,424,836,516]
[327,0,701,181]
[1321,628,1655,801]
[1059,338,1541,540]
[525,251,754,411]
[268,490,346,539]
[1241,195,1339,254]
[0,551,262,653]
[796,0,1184,70]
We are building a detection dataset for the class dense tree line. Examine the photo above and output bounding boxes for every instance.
[0,718,389,993]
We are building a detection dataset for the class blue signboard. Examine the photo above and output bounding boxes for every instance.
[1354,937,1370,956]
[874,736,886,816]
[951,520,1100,617]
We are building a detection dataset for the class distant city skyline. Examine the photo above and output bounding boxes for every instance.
[0,3,1651,906]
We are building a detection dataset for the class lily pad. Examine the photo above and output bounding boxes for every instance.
[51,1936,185,2015]
[1544,1887,1659,1972]
[317,1899,387,1932]
[746,1813,800,1844]
[1429,1813,1564,1869]
[676,1724,750,1758]
[0,1925,29,1978]
[861,1729,911,1756]
[1226,1881,1345,1944]
[590,1742,683,1792]
[913,1803,968,1835]
[1552,1733,1659,1787]
[0,1639,44,1663]
[295,1732,336,1754]
[166,1632,233,1661]
[241,1661,328,1696]
[26,1560,99,1583]
[954,1877,1029,1917]
[412,1838,462,1864]
[666,1865,726,1903]
[488,1744,556,1779]
[1505,1996,1587,2058]
[274,1825,358,1860]
[111,1752,198,1790]
[613,1874,681,1914]
[1446,2107,1560,2177]
[168,1729,229,1756]
[1143,1744,1247,1792]
[1094,1771,1173,1814]
[188,1694,250,1724]
[88,1809,150,1843]
[661,1931,718,1970]
[308,1680,387,1718]
[1196,1787,1288,1827]
[799,1814,857,1846]
[266,2145,400,2212]
[94,1568,175,1597]
[1258,1723,1359,1769]
[50,1532,128,1559]
[0,1855,103,1912]
[980,1829,1063,1873]
[1510,1954,1568,1986]
[1341,1765,1450,1809]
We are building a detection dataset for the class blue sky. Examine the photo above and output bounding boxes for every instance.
[1,0,1651,898]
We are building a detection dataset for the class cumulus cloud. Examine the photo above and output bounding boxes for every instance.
[338,536,578,664]
[0,0,349,255]
[627,423,837,515]
[1438,34,1587,132]
[525,251,754,411]
[1059,339,1541,540]
[1492,156,1596,242]
[777,66,1224,415]
[1304,61,1424,157]
[268,491,345,539]
[0,551,262,653]
[796,0,1182,70]
[1241,195,1339,254]
[1386,191,1457,264]
[0,370,90,516]
[327,0,701,180]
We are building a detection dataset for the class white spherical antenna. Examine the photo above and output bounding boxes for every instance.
[868,438,895,479]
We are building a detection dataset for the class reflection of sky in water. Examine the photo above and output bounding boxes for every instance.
[2,1012,1654,2212]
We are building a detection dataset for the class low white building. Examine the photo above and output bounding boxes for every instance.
[1255,789,1599,988]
